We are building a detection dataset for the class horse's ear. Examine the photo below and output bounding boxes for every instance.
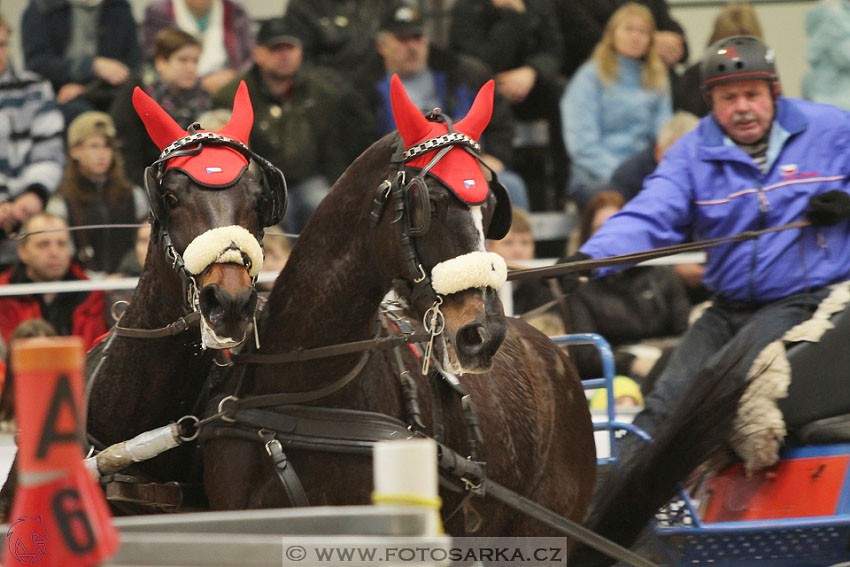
[454,80,495,142]
[133,86,187,150]
[390,74,431,147]
[219,81,253,144]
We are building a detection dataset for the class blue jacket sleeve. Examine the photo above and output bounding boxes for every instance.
[579,140,695,276]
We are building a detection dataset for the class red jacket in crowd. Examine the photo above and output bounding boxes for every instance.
[0,262,106,351]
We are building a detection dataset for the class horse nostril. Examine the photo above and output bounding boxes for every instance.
[456,323,489,356]
[199,285,226,325]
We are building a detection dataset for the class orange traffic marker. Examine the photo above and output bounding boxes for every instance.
[4,337,119,567]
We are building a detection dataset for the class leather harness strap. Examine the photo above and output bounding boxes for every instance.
[113,311,202,339]
[507,220,812,282]
[200,402,659,567]
[231,332,431,365]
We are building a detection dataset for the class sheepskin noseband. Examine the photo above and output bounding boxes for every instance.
[431,251,507,296]
[182,225,264,277]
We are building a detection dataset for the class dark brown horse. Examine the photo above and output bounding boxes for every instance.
[202,76,597,536]
[0,83,285,517]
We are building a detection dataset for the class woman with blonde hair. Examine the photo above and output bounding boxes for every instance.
[560,2,672,207]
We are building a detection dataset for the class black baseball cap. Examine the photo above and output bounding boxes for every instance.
[257,17,303,48]
[380,3,425,37]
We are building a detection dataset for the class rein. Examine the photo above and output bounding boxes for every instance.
[507,220,812,282]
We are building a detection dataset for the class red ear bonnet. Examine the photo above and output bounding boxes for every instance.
[390,74,494,204]
[133,81,253,186]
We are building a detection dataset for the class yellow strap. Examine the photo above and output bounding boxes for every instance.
[372,492,442,510]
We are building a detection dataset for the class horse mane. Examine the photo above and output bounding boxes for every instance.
[570,347,752,566]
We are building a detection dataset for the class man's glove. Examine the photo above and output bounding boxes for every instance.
[806,190,850,226]
[557,251,593,294]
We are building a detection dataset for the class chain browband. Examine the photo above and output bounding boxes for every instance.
[158,131,252,164]
[402,132,480,161]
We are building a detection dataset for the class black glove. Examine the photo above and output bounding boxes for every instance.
[557,251,593,294]
[806,190,850,226]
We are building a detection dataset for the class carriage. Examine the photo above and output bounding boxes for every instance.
[572,300,850,567]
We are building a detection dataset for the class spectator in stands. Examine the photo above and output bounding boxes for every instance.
[0,213,106,350]
[675,2,763,117]
[214,17,365,233]
[562,36,850,449]
[556,0,687,83]
[803,0,850,110]
[560,2,672,208]
[609,110,699,201]
[21,0,141,122]
[0,318,57,426]
[487,207,557,316]
[46,112,147,274]
[282,0,386,82]
[0,14,65,266]
[143,0,255,95]
[113,221,151,279]
[449,0,563,121]
[448,0,564,211]
[566,191,691,383]
[353,2,530,210]
[112,28,213,187]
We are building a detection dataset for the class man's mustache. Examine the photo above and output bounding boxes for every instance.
[733,112,758,124]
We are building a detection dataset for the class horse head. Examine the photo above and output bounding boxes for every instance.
[133,82,286,349]
[379,75,511,373]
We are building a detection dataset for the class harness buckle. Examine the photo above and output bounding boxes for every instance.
[413,264,427,284]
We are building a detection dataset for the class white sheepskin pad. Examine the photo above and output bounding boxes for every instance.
[733,280,850,472]
[182,225,264,277]
[431,251,507,296]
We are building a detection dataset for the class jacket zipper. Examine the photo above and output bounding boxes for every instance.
[749,184,770,302]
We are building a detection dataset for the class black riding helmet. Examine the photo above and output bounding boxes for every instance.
[700,35,778,92]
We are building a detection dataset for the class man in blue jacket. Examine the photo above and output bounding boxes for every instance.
[565,36,850,444]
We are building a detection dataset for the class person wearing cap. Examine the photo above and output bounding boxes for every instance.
[45,111,147,274]
[111,28,214,188]
[350,1,530,210]
[213,16,364,232]
[0,213,106,350]
[561,35,850,456]
[143,0,255,95]
[0,14,65,265]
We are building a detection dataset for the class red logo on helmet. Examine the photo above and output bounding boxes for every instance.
[722,46,739,60]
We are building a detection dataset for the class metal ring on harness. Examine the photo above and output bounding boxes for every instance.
[110,300,129,322]
[176,415,201,442]
[217,395,239,423]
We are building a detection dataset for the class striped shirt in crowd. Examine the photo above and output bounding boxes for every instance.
[0,65,64,205]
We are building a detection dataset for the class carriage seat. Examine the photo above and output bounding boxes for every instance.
[788,413,850,446]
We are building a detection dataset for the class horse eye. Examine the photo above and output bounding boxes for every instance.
[163,193,179,209]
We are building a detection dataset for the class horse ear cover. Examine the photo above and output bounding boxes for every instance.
[133,82,286,227]
[390,74,494,206]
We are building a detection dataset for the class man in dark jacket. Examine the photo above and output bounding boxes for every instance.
[21,0,141,122]
[0,213,105,350]
[352,2,529,209]
[213,17,364,232]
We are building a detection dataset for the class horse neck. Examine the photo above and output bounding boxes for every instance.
[258,157,396,388]
[120,239,191,329]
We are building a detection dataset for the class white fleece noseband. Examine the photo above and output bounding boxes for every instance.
[182,225,264,277]
[431,251,507,295]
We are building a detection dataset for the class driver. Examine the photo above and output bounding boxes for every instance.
[562,36,850,462]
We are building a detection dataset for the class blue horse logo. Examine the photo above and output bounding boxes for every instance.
[6,516,50,564]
